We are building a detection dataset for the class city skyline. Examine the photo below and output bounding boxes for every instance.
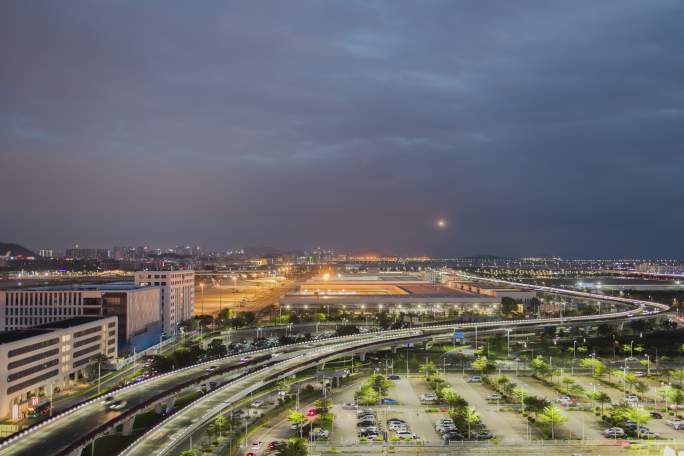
[2,1,683,258]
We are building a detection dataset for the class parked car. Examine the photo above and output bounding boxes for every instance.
[467,376,482,383]
[486,394,502,401]
[312,428,329,440]
[251,400,264,408]
[473,431,494,440]
[603,427,625,438]
[382,398,398,405]
[420,393,438,402]
[388,374,401,380]
[396,431,416,440]
[651,411,663,419]
[443,431,464,441]
[666,419,684,429]
[625,395,639,404]
[357,409,375,418]
[342,402,357,410]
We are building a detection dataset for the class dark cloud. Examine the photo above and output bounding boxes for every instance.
[1,0,683,258]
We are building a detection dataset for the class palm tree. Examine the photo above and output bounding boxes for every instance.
[214,415,227,436]
[538,405,567,440]
[623,407,650,439]
[471,356,491,375]
[590,391,611,416]
[275,437,307,456]
[419,360,438,378]
[287,410,307,438]
[561,377,574,393]
[463,406,480,439]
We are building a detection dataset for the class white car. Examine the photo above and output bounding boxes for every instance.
[396,431,416,440]
[251,400,264,408]
[625,395,639,404]
[603,427,625,438]
[486,394,502,401]
[666,419,684,429]
[468,376,482,383]
[342,402,357,410]
[250,442,263,450]
[420,393,437,402]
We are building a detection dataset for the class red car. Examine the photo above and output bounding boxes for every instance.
[307,408,317,417]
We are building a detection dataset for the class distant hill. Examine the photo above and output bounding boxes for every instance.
[0,242,35,257]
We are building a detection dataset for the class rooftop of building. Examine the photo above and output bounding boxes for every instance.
[0,317,111,345]
[23,282,153,292]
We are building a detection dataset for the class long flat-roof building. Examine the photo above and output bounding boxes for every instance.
[134,270,194,335]
[0,283,160,345]
[280,273,499,314]
[0,316,117,420]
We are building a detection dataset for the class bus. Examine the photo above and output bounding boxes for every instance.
[27,400,50,419]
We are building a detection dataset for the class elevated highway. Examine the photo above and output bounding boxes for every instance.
[0,278,668,456]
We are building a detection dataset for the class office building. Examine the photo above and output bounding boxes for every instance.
[134,270,194,335]
[38,249,53,258]
[0,316,117,420]
[0,284,160,345]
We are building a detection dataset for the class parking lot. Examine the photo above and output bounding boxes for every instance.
[445,373,539,442]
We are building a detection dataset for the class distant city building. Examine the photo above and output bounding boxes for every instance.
[65,247,110,260]
[134,271,194,335]
[0,284,160,345]
[38,249,53,258]
[111,246,134,261]
[0,316,117,420]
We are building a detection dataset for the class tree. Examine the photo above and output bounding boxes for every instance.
[561,377,574,394]
[530,356,550,377]
[523,396,550,417]
[240,311,257,326]
[275,438,307,456]
[500,297,519,316]
[368,373,391,394]
[287,410,307,437]
[150,354,174,373]
[671,369,684,388]
[335,325,360,337]
[669,388,684,413]
[580,358,606,378]
[180,450,197,456]
[214,415,228,436]
[463,406,480,439]
[623,407,650,439]
[472,356,492,375]
[207,338,227,358]
[538,405,567,440]
[441,387,466,408]
[590,391,611,416]
[419,360,438,378]
[356,384,380,405]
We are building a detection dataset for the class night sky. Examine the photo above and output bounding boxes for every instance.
[1,1,683,258]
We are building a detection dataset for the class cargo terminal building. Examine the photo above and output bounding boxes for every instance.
[279,274,500,315]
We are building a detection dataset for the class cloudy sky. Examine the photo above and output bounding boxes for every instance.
[1,1,683,258]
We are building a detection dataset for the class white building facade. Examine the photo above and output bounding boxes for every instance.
[134,270,194,335]
[0,284,160,344]
[0,316,117,420]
